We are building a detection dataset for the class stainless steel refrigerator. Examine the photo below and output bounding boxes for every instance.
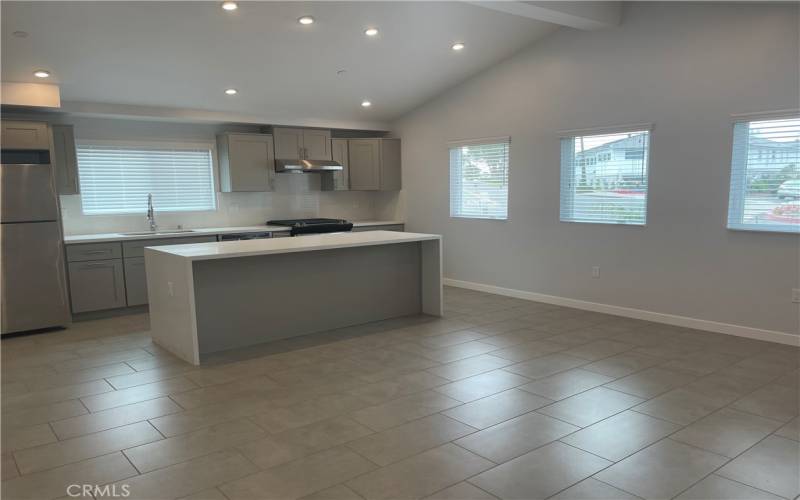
[1,147,71,334]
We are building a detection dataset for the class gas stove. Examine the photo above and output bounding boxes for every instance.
[267,218,354,236]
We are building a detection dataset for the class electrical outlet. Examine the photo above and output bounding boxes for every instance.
[167,282,174,297]
[591,266,600,279]
[792,288,800,304]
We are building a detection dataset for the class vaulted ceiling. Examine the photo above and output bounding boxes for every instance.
[1,1,619,129]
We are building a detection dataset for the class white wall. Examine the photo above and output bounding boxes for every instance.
[391,2,800,335]
[43,116,382,235]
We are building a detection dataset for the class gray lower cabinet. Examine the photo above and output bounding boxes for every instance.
[121,236,215,306]
[348,138,401,191]
[66,241,122,262]
[123,257,148,306]
[217,133,275,192]
[67,236,218,312]
[52,124,80,195]
[122,236,216,258]
[67,259,126,313]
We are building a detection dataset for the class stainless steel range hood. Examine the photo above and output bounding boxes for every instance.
[275,159,343,173]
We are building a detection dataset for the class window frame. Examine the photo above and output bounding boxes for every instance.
[75,139,219,216]
[559,123,653,227]
[726,111,800,234]
[448,136,511,222]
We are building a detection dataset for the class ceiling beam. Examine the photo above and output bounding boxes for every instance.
[470,1,621,30]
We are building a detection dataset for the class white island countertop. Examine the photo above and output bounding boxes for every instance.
[63,220,404,244]
[148,230,440,261]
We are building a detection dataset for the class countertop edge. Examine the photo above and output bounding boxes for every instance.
[145,231,440,262]
[63,221,405,244]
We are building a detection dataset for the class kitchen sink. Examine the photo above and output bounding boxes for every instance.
[120,230,197,236]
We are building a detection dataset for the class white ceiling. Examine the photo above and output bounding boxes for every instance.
[1,2,559,129]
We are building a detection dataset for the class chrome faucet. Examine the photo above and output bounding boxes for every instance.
[146,193,157,232]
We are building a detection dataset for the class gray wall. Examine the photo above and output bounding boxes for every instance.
[61,117,385,234]
[391,2,799,335]
[5,112,384,235]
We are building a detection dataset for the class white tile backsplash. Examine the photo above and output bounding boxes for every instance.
[60,173,384,235]
[10,113,398,236]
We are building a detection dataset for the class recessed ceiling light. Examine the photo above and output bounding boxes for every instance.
[364,27,379,37]
[224,88,238,95]
[33,70,50,78]
[298,16,315,25]
[221,1,237,11]
[361,100,372,108]
[451,42,465,51]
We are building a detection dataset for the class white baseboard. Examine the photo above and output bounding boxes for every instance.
[444,278,800,347]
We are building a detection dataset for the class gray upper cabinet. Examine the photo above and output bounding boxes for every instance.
[273,127,304,160]
[349,139,380,190]
[302,129,331,160]
[52,124,80,195]
[349,138,401,191]
[67,259,126,312]
[379,138,402,191]
[321,138,350,191]
[1,121,50,150]
[273,127,331,160]
[217,133,275,192]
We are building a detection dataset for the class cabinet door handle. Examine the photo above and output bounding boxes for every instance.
[81,263,110,268]
[84,250,110,255]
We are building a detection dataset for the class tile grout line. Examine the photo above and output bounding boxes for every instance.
[3,294,796,497]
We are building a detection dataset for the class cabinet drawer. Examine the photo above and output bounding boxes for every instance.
[123,257,148,306]
[122,236,216,258]
[68,259,126,313]
[66,242,122,262]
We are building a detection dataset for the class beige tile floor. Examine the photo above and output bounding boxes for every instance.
[1,287,798,500]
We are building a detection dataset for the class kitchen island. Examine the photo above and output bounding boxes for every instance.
[145,231,442,365]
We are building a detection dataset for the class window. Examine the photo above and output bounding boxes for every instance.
[449,137,509,220]
[77,142,216,215]
[560,128,650,225]
[727,117,800,233]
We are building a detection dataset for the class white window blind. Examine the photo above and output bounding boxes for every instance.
[449,138,509,220]
[727,117,800,233]
[77,143,216,215]
[560,129,650,225]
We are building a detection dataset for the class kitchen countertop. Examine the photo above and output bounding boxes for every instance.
[62,220,405,244]
[146,230,439,262]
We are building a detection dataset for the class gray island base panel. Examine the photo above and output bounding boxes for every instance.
[144,231,442,365]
